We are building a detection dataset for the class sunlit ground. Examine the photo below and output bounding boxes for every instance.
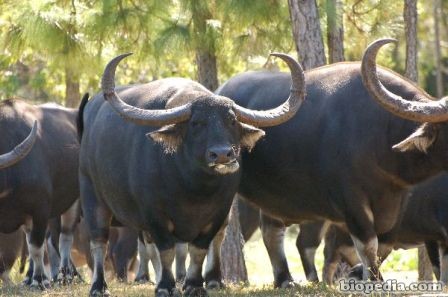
[0,227,433,296]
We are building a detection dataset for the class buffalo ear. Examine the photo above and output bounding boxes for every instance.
[147,124,183,153]
[240,123,265,151]
[392,123,439,153]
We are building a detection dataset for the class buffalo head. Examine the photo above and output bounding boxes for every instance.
[101,54,305,175]
[362,39,448,161]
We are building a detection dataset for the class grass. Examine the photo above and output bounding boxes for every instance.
[0,227,424,296]
[0,283,346,297]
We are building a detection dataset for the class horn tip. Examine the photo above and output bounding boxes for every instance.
[269,52,291,59]
[370,38,397,47]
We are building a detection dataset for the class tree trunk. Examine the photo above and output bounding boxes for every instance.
[404,0,418,82]
[195,50,219,91]
[418,247,433,281]
[65,67,80,108]
[404,0,432,280]
[326,0,345,63]
[288,0,326,70]
[434,0,444,97]
[192,3,219,91]
[220,198,248,284]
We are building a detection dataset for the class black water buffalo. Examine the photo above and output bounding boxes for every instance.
[78,53,305,296]
[0,109,36,284]
[0,98,82,288]
[216,38,448,282]
[319,173,448,284]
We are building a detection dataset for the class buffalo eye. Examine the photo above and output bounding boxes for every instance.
[190,120,206,128]
[231,118,236,126]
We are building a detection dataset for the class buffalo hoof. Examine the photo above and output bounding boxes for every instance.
[90,290,111,297]
[348,264,364,280]
[205,280,224,290]
[135,274,154,284]
[155,288,171,297]
[57,267,74,285]
[30,278,51,290]
[90,280,110,297]
[154,288,181,297]
[279,280,296,289]
[184,286,208,297]
[89,288,110,297]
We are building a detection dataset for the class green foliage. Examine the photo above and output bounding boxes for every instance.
[0,0,445,103]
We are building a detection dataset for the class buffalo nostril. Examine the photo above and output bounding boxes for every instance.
[207,146,236,164]
[208,151,218,161]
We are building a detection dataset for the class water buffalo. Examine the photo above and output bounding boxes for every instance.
[319,173,448,284]
[78,53,305,296]
[0,114,36,285]
[0,98,82,288]
[216,38,448,283]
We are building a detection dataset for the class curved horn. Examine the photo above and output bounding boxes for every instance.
[362,38,448,123]
[233,53,306,127]
[0,121,37,169]
[102,54,192,126]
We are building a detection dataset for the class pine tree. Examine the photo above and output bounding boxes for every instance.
[288,0,326,69]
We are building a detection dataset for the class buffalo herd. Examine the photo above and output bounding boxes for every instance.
[0,38,447,296]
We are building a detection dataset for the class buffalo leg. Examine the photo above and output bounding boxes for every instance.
[344,198,381,282]
[149,243,162,283]
[135,237,152,283]
[46,235,61,281]
[175,243,187,283]
[349,235,380,281]
[297,221,329,283]
[183,245,208,297]
[322,224,354,284]
[425,241,440,280]
[204,224,225,289]
[260,212,294,288]
[156,247,177,297]
[111,226,138,282]
[23,258,34,285]
[135,237,161,284]
[322,236,342,285]
[58,200,80,284]
[24,215,51,290]
[81,174,112,297]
